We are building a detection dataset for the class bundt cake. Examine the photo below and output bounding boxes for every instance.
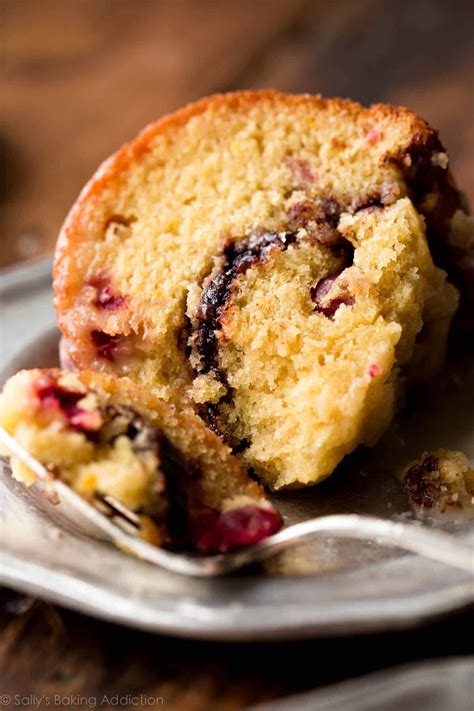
[0,369,281,552]
[54,90,470,489]
[402,449,474,517]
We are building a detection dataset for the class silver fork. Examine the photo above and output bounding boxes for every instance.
[1,426,473,578]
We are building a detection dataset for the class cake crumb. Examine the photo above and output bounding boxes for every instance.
[401,449,474,517]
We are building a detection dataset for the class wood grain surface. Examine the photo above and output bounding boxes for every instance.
[0,588,472,711]
[1,1,473,709]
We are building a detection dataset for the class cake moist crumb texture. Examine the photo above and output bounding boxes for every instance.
[54,91,469,488]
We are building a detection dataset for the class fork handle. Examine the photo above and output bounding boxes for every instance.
[217,514,474,576]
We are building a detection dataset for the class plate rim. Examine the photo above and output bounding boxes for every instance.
[1,547,473,640]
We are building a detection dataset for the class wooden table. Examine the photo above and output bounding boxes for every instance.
[0,588,472,710]
[1,1,473,708]
[2,0,473,270]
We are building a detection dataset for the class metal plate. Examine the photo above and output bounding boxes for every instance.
[249,657,474,711]
[0,258,473,640]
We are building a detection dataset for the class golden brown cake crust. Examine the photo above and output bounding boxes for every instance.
[53,89,449,314]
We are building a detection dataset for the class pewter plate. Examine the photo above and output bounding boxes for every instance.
[0,259,473,640]
[250,657,474,711]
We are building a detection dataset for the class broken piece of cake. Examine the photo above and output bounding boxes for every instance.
[402,449,474,517]
[53,90,471,488]
[0,369,281,553]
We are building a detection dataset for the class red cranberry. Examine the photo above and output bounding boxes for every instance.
[311,276,354,319]
[368,364,383,378]
[35,378,102,433]
[366,128,382,145]
[96,284,126,310]
[194,505,282,553]
[68,409,103,432]
[36,378,81,411]
[90,330,122,361]
[88,275,126,311]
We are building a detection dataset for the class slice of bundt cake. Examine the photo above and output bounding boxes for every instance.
[0,369,281,552]
[54,90,470,488]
